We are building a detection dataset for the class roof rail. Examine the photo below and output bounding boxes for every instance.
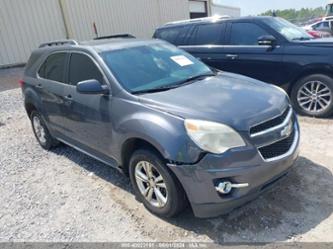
[39,40,78,48]
[94,34,136,40]
[165,15,230,26]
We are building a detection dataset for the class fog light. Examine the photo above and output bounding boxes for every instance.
[215,181,249,194]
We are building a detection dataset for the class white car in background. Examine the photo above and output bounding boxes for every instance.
[302,17,333,37]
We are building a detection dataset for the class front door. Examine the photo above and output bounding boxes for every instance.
[61,52,113,158]
[216,22,285,86]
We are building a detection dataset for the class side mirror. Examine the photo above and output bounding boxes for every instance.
[76,79,109,95]
[258,35,277,46]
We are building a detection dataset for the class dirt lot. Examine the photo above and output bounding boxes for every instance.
[0,68,332,243]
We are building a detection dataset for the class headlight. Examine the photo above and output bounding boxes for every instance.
[184,119,246,154]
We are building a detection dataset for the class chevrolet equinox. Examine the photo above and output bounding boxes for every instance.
[21,38,300,218]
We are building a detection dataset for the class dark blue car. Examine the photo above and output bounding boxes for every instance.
[22,38,299,218]
[154,16,333,118]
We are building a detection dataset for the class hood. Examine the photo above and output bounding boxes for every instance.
[139,72,289,132]
[298,38,333,47]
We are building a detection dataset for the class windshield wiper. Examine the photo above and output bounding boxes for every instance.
[131,85,179,95]
[131,73,216,95]
[171,72,216,87]
[292,37,312,41]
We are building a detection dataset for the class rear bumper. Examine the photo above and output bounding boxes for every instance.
[168,124,300,218]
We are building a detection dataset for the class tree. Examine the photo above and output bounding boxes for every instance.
[260,7,325,24]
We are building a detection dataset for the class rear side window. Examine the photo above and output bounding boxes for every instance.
[155,26,189,45]
[229,23,269,45]
[69,53,104,85]
[38,53,67,82]
[189,23,224,45]
[313,21,329,29]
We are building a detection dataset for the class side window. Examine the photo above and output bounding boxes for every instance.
[190,23,224,45]
[230,23,269,45]
[156,27,187,45]
[314,22,329,29]
[313,23,320,29]
[177,26,191,45]
[69,53,104,85]
[322,21,329,28]
[38,53,67,82]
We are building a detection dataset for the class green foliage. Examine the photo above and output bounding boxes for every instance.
[260,7,325,23]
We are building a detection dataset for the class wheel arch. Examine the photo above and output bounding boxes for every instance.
[25,101,38,119]
[288,66,333,94]
[115,111,203,174]
[23,87,44,119]
[120,137,170,176]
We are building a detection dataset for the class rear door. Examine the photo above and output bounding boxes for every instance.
[61,52,114,157]
[37,52,68,134]
[179,21,226,68]
[220,21,284,85]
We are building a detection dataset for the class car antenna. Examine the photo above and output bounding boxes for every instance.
[93,22,99,39]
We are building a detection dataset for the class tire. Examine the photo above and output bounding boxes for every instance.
[30,110,59,150]
[291,74,333,118]
[129,149,187,218]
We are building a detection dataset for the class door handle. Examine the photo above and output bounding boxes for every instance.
[64,94,72,100]
[36,83,43,89]
[64,95,72,106]
[225,54,239,60]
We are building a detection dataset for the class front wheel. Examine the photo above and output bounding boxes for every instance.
[291,74,333,118]
[129,149,187,218]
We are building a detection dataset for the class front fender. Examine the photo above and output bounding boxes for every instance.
[114,110,202,164]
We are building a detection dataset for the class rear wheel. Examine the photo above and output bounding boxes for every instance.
[291,74,333,118]
[129,149,187,218]
[30,111,59,150]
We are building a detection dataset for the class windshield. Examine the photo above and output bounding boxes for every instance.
[101,43,213,93]
[263,17,313,41]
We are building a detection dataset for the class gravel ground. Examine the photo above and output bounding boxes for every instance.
[0,87,332,243]
[0,67,23,92]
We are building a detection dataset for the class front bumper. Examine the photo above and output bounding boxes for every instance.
[168,123,300,218]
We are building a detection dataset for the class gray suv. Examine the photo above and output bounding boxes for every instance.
[22,38,300,218]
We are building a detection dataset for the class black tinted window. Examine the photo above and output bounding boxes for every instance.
[230,23,269,45]
[155,26,188,44]
[191,23,224,45]
[69,53,104,85]
[39,53,67,82]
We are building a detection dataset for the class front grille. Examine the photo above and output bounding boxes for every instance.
[258,130,295,160]
[250,107,290,135]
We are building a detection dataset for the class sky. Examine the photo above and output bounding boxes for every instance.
[215,0,329,16]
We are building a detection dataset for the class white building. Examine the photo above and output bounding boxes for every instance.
[0,0,240,67]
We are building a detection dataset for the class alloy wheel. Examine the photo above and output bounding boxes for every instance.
[297,80,332,113]
[134,161,168,208]
[32,116,47,145]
